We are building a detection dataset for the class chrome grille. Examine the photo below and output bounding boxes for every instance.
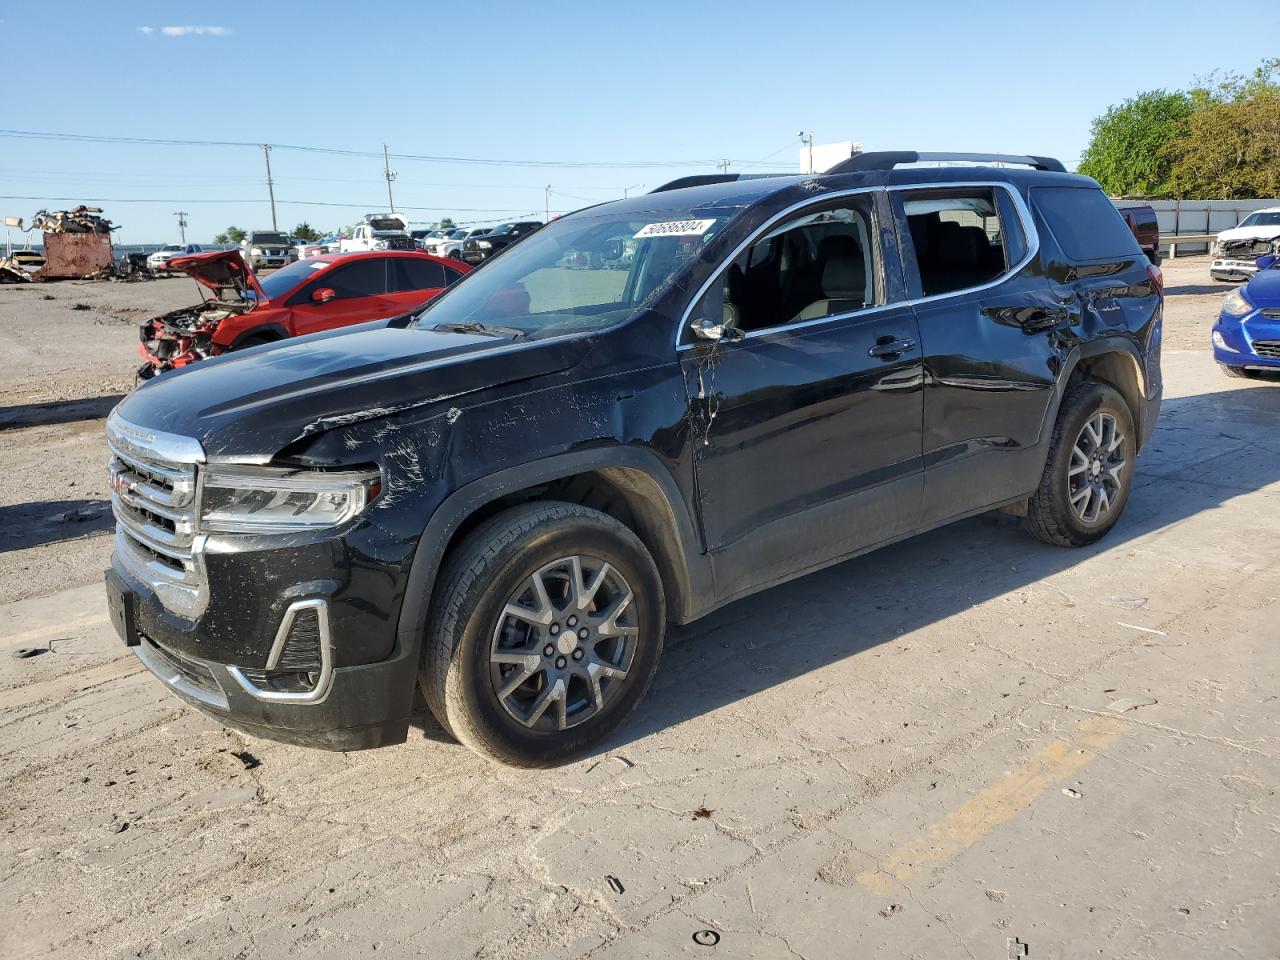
[107,413,207,617]
[1253,340,1280,359]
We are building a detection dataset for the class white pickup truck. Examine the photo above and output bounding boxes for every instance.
[338,214,415,253]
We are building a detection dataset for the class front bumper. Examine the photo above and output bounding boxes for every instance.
[1211,258,1261,280]
[1212,311,1280,370]
[110,558,418,750]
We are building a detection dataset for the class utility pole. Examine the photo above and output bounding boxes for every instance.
[173,210,189,243]
[382,143,397,213]
[261,144,278,230]
[797,130,814,174]
[716,159,731,173]
[545,184,551,223]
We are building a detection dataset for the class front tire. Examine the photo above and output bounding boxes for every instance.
[421,502,665,766]
[1219,364,1259,380]
[1022,382,1136,547]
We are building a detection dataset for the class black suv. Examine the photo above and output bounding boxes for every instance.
[460,220,542,266]
[105,152,1163,765]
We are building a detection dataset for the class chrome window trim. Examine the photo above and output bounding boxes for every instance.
[227,598,334,704]
[673,180,1041,350]
[892,181,1040,309]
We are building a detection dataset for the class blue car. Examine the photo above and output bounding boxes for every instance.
[1213,254,1280,379]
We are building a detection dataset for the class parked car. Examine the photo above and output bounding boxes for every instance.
[437,227,490,260]
[1212,253,1280,379]
[147,243,204,276]
[239,231,292,271]
[1211,208,1280,282]
[104,151,1163,764]
[460,220,542,266]
[339,214,415,253]
[8,249,45,275]
[1114,202,1160,264]
[136,249,469,379]
[414,229,450,253]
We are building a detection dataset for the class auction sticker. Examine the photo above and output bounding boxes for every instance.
[634,219,716,240]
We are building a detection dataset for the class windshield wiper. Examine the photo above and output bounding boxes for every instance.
[432,321,525,339]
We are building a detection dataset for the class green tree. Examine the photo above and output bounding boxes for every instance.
[1078,90,1194,197]
[213,232,228,244]
[439,217,456,229]
[1166,95,1280,199]
[1190,58,1280,107]
[221,226,247,245]
[291,221,323,242]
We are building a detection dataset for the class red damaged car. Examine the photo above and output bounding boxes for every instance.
[137,249,470,379]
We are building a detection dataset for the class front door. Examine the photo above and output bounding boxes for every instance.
[679,191,925,598]
[287,257,396,336]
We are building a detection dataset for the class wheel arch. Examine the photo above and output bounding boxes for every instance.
[395,447,712,663]
[224,323,290,350]
[1058,339,1151,450]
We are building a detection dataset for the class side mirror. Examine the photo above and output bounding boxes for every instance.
[1256,254,1278,271]
[690,317,742,342]
[311,287,336,303]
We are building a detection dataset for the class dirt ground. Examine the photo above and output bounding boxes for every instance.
[1,257,1277,959]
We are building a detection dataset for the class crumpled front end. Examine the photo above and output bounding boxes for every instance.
[137,302,246,380]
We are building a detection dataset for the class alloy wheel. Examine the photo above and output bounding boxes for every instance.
[1068,411,1127,524]
[489,556,638,731]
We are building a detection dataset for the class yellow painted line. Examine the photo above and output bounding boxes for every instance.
[0,611,110,648]
[856,715,1126,895]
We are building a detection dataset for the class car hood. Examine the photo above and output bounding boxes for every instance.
[167,250,267,302]
[1244,268,1280,309]
[115,322,590,460]
[1217,225,1280,243]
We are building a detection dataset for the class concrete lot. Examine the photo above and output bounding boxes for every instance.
[1,258,1277,959]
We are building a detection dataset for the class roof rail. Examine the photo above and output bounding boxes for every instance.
[827,151,1066,175]
[648,173,790,194]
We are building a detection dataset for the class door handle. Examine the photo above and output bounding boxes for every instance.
[868,337,916,359]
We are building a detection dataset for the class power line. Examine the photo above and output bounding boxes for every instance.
[0,194,575,214]
[0,127,796,170]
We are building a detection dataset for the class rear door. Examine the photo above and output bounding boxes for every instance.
[891,184,1061,524]
[286,257,394,335]
[385,256,453,312]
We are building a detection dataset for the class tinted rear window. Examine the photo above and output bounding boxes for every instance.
[1032,187,1141,261]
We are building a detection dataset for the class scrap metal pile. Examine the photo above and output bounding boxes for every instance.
[0,206,120,281]
[29,206,116,235]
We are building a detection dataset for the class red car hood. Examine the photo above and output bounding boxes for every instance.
[167,250,269,303]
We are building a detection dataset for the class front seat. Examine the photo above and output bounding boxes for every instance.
[795,234,867,321]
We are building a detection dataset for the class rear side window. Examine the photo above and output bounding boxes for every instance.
[897,187,1021,297]
[1032,187,1142,261]
[391,258,447,292]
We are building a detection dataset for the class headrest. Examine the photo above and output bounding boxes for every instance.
[817,234,866,300]
[936,227,986,269]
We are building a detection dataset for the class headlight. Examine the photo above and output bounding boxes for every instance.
[477,240,492,249]
[1212,330,1237,352]
[201,465,381,533]
[251,247,263,255]
[1221,287,1253,317]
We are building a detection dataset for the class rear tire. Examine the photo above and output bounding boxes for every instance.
[1022,381,1136,547]
[420,502,665,766]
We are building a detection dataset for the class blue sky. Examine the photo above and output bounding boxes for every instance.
[2,1,1273,243]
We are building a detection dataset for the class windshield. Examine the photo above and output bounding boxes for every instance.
[1239,212,1280,228]
[410,206,740,339]
[251,232,290,245]
[449,229,468,239]
[254,258,329,300]
[160,244,183,252]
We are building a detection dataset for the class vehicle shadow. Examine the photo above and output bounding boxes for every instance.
[0,499,114,553]
[1163,283,1228,297]
[399,383,1275,753]
[0,394,124,431]
[417,381,1280,755]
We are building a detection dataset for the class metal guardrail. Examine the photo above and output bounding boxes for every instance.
[1160,233,1216,258]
